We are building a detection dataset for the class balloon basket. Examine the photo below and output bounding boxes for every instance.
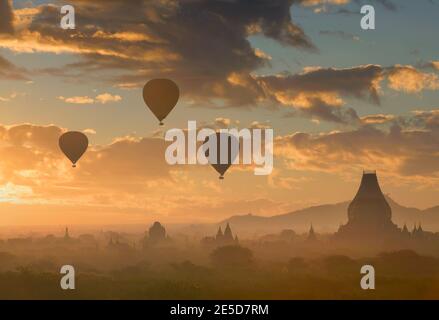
[72,164,77,168]
[159,122,164,126]
[219,176,224,180]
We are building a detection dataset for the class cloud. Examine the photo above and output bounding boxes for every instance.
[302,0,398,15]
[319,30,360,41]
[276,114,439,178]
[301,0,350,6]
[410,110,439,131]
[0,121,282,223]
[78,136,171,183]
[58,93,122,104]
[0,119,437,224]
[0,0,14,34]
[83,128,96,135]
[360,114,396,124]
[387,65,439,93]
[199,117,241,130]
[0,0,315,106]
[0,123,173,201]
[257,65,383,124]
[374,0,398,12]
[0,122,196,224]
[254,64,438,124]
[250,120,272,129]
[114,82,140,90]
[302,0,398,10]
[58,96,94,104]
[1,0,435,130]
[283,98,360,124]
[0,92,20,102]
[259,65,383,105]
[0,54,28,80]
[95,93,122,104]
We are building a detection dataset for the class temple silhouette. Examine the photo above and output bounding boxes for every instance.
[329,171,439,253]
[335,171,401,241]
[142,221,171,248]
[201,223,239,247]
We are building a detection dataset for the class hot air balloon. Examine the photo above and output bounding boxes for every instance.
[143,79,179,126]
[59,131,89,168]
[203,132,239,180]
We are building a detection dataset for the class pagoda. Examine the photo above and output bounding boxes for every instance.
[335,171,401,241]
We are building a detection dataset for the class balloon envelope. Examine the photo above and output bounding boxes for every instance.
[143,79,179,125]
[203,132,239,179]
[59,131,89,167]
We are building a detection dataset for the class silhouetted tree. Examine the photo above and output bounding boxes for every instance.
[210,245,253,269]
[287,257,308,275]
[322,255,358,275]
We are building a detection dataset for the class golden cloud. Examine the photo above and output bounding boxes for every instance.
[95,93,122,104]
[58,93,122,104]
[58,96,94,104]
[0,122,280,223]
[387,65,439,93]
[360,114,396,124]
[0,117,436,225]
[0,0,313,107]
[301,0,350,6]
[276,119,439,179]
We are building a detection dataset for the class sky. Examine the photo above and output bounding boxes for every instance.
[0,0,438,227]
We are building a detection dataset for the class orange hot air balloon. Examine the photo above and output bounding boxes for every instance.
[59,131,89,168]
[203,132,239,180]
[143,79,179,126]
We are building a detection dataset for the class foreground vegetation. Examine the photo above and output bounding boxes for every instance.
[1,248,439,299]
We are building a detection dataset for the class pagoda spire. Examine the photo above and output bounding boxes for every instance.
[224,223,233,241]
[307,223,316,241]
[64,227,70,239]
[216,226,223,239]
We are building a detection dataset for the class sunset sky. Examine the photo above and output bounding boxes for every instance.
[0,0,438,227]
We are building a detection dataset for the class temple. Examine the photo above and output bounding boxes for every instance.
[201,223,239,246]
[307,224,317,241]
[142,221,170,248]
[335,171,401,242]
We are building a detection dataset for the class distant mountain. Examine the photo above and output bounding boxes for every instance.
[423,205,439,215]
[218,197,439,237]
